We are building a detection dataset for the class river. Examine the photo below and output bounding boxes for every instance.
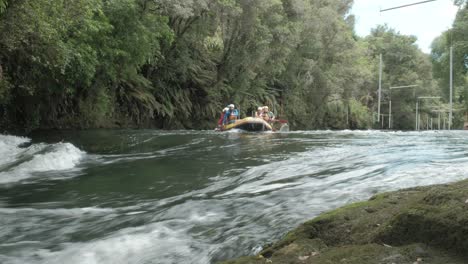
[1,129,467,264]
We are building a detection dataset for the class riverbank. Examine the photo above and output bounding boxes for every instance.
[223,179,468,264]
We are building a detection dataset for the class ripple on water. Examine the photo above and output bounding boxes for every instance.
[1,130,468,263]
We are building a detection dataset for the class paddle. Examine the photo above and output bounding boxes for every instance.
[273,119,288,124]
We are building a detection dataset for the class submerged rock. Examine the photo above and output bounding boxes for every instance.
[222,180,468,264]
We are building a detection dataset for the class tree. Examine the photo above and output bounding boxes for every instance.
[431,5,468,126]
[361,25,437,129]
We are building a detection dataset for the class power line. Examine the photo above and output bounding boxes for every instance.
[380,0,438,12]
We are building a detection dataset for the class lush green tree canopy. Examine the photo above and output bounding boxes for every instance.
[0,0,459,131]
[431,4,467,126]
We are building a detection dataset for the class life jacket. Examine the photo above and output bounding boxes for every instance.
[228,109,239,122]
[223,109,238,124]
[262,111,274,122]
[229,112,237,120]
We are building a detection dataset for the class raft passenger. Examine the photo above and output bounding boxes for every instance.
[223,104,239,125]
[255,107,264,118]
[262,106,275,122]
[217,107,229,128]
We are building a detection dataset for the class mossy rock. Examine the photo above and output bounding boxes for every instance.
[222,180,468,264]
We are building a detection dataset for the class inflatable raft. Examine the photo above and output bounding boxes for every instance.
[218,117,273,132]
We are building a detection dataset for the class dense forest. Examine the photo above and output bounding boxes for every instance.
[0,0,466,132]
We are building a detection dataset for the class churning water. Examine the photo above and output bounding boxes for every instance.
[1,130,468,264]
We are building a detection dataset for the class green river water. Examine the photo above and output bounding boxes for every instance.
[1,129,468,263]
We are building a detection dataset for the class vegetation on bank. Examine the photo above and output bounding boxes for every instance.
[223,179,468,264]
[0,0,466,132]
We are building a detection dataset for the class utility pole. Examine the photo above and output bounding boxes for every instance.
[438,112,441,130]
[378,54,382,122]
[416,100,419,130]
[346,107,349,128]
[389,100,392,129]
[449,46,453,130]
[419,114,421,130]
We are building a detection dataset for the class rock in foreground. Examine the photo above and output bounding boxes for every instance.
[223,180,468,264]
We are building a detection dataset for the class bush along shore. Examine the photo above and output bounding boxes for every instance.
[1,1,467,133]
[223,180,468,264]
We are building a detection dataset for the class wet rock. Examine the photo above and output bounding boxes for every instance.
[222,179,468,264]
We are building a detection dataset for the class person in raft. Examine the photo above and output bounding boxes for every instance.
[255,107,264,118]
[261,106,275,122]
[223,104,239,125]
[217,107,229,128]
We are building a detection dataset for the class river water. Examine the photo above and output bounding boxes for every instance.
[1,129,467,264]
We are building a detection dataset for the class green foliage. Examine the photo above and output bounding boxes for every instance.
[348,99,372,129]
[0,0,6,14]
[454,0,467,7]
[431,5,468,123]
[0,0,455,131]
[364,25,438,130]
[322,99,371,129]
[0,64,10,104]
[0,0,172,130]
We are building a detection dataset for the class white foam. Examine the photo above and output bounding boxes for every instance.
[0,207,115,216]
[0,135,31,168]
[17,143,84,172]
[31,224,211,264]
[0,141,85,184]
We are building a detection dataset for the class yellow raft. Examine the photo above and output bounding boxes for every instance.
[219,117,272,132]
